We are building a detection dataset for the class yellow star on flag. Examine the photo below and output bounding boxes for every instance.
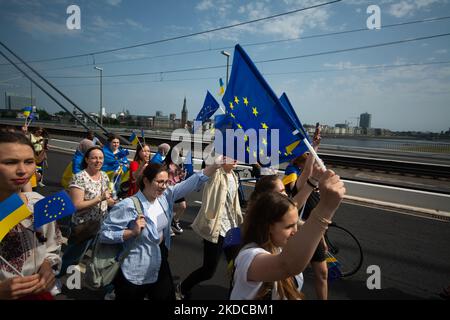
[243,97,248,106]
[261,123,269,130]
[237,124,243,129]
[262,138,267,145]
[234,96,239,104]
[229,102,234,110]
[230,113,235,119]
[252,107,258,117]
[244,135,248,142]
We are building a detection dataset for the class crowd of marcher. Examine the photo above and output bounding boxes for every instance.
[1,126,446,301]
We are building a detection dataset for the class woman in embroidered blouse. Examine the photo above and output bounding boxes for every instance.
[127,143,150,196]
[0,131,62,300]
[230,170,345,300]
[100,161,220,300]
[59,146,115,276]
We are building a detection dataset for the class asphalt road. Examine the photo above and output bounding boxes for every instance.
[37,150,450,300]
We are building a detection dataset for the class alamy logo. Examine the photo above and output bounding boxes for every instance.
[66,5,81,30]
[366,265,381,289]
[367,5,381,30]
[66,265,82,290]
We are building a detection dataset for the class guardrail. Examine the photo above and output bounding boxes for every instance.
[320,154,450,179]
[5,119,450,179]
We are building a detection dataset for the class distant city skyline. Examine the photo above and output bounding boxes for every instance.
[1,0,449,132]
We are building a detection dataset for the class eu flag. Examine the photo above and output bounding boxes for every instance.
[219,44,308,165]
[34,191,76,229]
[195,91,220,122]
[279,93,310,144]
[0,194,32,242]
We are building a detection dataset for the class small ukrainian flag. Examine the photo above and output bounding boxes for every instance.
[22,106,33,117]
[219,78,224,96]
[0,194,32,242]
[128,132,139,146]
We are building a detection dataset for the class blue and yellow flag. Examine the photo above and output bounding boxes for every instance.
[128,132,139,146]
[219,78,225,96]
[102,145,130,195]
[34,191,76,229]
[22,106,32,117]
[282,163,302,186]
[0,194,32,242]
[217,44,308,165]
[195,91,220,122]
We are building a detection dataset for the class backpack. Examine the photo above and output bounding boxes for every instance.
[84,196,143,289]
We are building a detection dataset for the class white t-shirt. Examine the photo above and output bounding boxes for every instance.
[230,245,304,300]
[147,199,168,240]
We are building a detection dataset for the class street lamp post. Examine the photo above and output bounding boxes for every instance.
[221,50,230,86]
[94,66,103,125]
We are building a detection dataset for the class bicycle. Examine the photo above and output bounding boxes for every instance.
[324,222,364,277]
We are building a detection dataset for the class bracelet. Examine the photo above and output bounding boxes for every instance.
[306,178,318,189]
[311,214,332,228]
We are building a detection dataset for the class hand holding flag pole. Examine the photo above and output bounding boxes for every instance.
[295,132,326,171]
[0,255,24,276]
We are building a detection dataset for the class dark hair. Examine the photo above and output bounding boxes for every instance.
[242,192,297,248]
[107,133,121,143]
[139,163,168,191]
[82,146,104,169]
[86,131,94,139]
[241,192,301,300]
[134,143,150,162]
[0,131,34,152]
[249,175,280,203]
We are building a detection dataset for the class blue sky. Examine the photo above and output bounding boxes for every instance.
[0,0,449,132]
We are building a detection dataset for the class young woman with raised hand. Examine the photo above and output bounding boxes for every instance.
[99,160,220,300]
[230,170,345,300]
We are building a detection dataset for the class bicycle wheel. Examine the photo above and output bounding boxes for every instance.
[324,223,363,277]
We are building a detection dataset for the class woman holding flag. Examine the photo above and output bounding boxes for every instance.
[59,146,115,277]
[100,158,221,300]
[128,142,150,196]
[0,131,62,299]
[102,134,130,199]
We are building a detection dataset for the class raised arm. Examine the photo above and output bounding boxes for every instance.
[292,154,324,208]
[246,170,345,282]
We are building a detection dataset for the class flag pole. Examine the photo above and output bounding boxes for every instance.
[302,137,326,171]
[0,255,24,277]
[293,128,326,171]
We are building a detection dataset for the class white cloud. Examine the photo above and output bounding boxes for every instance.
[92,16,111,29]
[105,0,122,6]
[123,18,149,31]
[196,0,214,11]
[434,49,448,54]
[196,0,331,41]
[389,1,416,17]
[14,13,74,37]
[387,0,443,17]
